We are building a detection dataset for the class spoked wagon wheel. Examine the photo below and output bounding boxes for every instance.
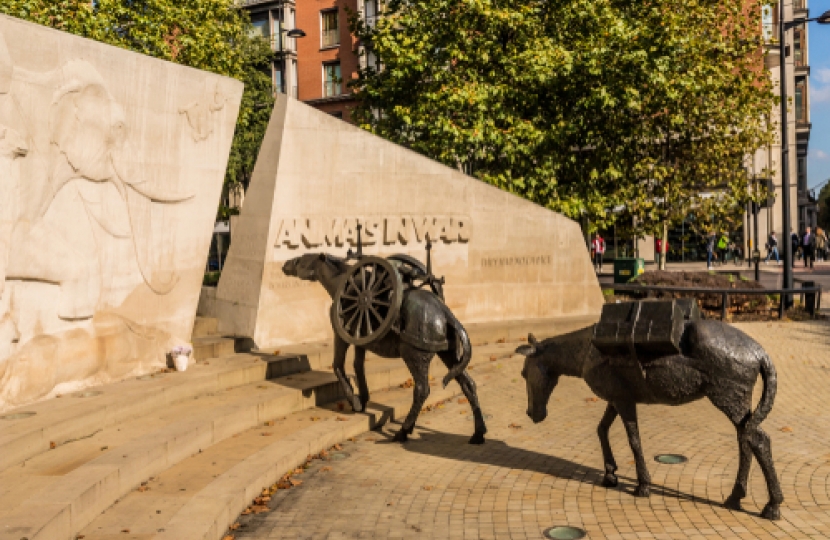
[388,254,445,300]
[332,256,403,346]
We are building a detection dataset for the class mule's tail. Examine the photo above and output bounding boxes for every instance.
[746,351,777,434]
[442,309,472,388]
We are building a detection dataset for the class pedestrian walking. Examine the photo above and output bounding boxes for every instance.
[802,227,816,269]
[765,231,780,264]
[591,233,606,272]
[791,231,800,267]
[816,228,827,262]
[717,233,729,266]
[706,231,716,270]
[655,237,669,269]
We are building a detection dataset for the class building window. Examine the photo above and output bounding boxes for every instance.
[250,14,270,39]
[795,78,807,122]
[324,62,342,97]
[365,0,377,27]
[793,25,805,67]
[321,10,339,48]
[762,4,779,43]
[329,111,344,119]
[797,157,807,192]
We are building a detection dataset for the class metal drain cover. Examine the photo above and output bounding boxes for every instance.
[0,411,37,420]
[543,526,587,539]
[654,454,688,464]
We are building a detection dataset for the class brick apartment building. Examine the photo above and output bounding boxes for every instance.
[242,0,375,122]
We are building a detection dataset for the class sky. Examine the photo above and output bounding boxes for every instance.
[809,0,830,189]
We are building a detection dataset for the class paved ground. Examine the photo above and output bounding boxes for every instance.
[229,320,830,540]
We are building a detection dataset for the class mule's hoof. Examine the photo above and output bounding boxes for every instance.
[723,495,742,511]
[468,433,485,445]
[392,430,409,443]
[350,396,364,413]
[634,484,650,498]
[601,475,618,488]
[761,503,781,521]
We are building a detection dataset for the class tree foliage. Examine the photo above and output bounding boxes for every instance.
[350,0,776,236]
[0,0,274,204]
[817,181,830,232]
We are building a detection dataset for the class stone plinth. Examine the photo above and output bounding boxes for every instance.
[215,96,602,348]
[0,14,243,410]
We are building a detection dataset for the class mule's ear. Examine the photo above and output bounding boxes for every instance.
[515,344,536,356]
[528,333,539,346]
[318,253,327,261]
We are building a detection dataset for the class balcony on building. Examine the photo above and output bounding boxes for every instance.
[793,0,809,19]
[794,77,810,132]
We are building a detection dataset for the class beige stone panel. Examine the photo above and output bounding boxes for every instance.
[0,14,243,410]
[216,95,602,348]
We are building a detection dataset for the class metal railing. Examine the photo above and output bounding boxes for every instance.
[605,283,823,320]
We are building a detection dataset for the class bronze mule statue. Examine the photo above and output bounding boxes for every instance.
[516,312,783,520]
[282,253,487,444]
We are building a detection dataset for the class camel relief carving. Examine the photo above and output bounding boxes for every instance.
[0,26,213,358]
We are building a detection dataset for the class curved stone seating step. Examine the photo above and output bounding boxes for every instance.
[192,335,237,361]
[0,353,271,473]
[191,316,219,339]
[78,365,482,540]
[0,356,429,540]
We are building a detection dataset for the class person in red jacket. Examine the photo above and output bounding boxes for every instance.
[591,233,606,272]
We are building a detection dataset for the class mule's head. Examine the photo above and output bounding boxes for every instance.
[516,333,559,424]
[282,253,349,284]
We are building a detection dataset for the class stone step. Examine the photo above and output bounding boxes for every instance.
[192,335,236,361]
[0,357,421,540]
[191,316,219,339]
[78,362,489,540]
[0,354,270,474]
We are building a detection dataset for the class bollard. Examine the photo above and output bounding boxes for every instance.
[801,281,816,317]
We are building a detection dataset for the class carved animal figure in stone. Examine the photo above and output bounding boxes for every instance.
[516,321,783,520]
[282,253,487,444]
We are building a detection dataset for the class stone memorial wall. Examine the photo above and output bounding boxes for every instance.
[0,15,243,410]
[215,96,603,348]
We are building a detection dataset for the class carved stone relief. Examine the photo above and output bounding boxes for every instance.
[0,17,243,410]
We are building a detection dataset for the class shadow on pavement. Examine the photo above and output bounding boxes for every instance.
[374,423,758,517]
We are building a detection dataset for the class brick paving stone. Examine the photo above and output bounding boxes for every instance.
[232,320,830,540]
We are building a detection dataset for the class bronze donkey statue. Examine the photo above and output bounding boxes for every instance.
[516,312,783,520]
[282,253,487,444]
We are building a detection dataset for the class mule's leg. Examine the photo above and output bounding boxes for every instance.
[708,394,753,512]
[331,336,361,412]
[438,351,486,445]
[616,401,651,497]
[353,346,370,411]
[392,344,433,443]
[597,403,619,488]
[747,426,784,520]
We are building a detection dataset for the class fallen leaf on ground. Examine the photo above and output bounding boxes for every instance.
[337,402,345,411]
[310,416,321,421]
[496,338,506,343]
[121,530,130,534]
[400,378,414,388]
[251,505,269,514]
[336,416,347,421]
[289,478,303,487]
[508,423,522,430]
[780,426,793,433]
[264,420,275,426]
[261,432,273,436]
[489,355,497,361]
[137,485,150,492]
[222,535,235,540]
[101,446,108,451]
[458,398,469,404]
[333,443,343,450]
[50,441,56,449]
[423,485,433,491]
[585,397,599,403]
[321,466,332,472]
[230,522,240,530]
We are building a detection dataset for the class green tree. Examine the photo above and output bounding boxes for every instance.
[1,0,273,209]
[817,181,830,232]
[350,0,775,251]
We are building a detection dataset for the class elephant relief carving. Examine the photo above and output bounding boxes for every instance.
[0,27,213,349]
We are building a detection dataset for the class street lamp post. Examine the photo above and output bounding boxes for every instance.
[778,6,830,308]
